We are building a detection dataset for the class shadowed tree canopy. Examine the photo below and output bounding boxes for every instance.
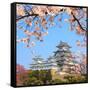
[16,4,87,48]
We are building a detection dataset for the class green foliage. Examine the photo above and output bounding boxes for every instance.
[23,77,44,86]
[64,74,87,83]
[17,69,87,86]
[23,70,52,85]
[50,79,64,84]
[29,70,39,78]
[39,70,52,83]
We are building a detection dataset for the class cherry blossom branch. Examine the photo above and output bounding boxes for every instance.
[16,13,38,21]
[71,12,87,32]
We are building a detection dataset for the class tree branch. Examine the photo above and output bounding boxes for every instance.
[71,12,87,32]
[16,14,38,21]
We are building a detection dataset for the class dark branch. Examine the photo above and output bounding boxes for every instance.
[16,14,38,21]
[71,12,87,32]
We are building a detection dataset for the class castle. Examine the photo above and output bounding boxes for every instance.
[30,41,82,80]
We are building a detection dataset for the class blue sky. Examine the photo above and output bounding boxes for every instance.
[16,10,86,69]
